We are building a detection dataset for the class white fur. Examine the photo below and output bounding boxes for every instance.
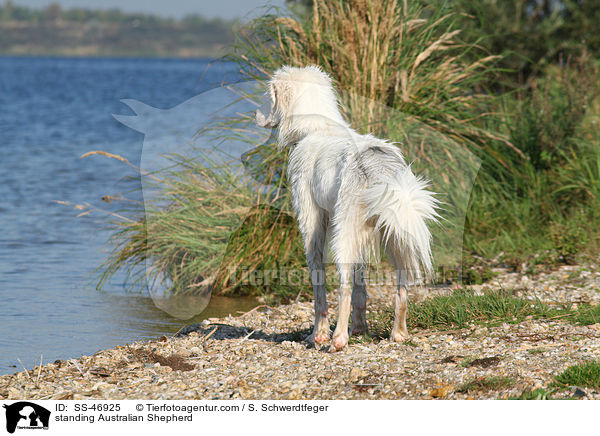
[256,65,439,351]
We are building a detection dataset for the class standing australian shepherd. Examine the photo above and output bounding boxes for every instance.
[255,65,439,351]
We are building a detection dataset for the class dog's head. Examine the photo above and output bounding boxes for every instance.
[255,65,347,148]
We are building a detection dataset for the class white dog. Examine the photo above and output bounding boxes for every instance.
[255,65,439,351]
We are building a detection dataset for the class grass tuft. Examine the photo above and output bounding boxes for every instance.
[458,376,514,393]
[508,387,558,400]
[408,288,557,329]
[94,152,306,302]
[571,305,600,326]
[352,287,600,344]
[554,361,600,389]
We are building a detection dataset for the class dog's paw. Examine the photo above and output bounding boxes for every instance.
[390,329,409,343]
[305,331,330,345]
[329,332,348,352]
[350,323,368,336]
[314,332,330,344]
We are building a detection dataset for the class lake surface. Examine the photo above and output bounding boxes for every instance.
[0,56,259,375]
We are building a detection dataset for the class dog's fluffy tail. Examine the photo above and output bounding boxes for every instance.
[364,167,439,282]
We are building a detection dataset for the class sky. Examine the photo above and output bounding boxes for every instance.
[8,0,289,20]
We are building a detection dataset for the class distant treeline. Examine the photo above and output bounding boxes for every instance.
[0,1,235,57]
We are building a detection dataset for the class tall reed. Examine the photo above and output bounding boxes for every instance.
[235,0,508,155]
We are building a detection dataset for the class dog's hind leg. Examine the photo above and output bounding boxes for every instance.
[330,263,353,351]
[300,206,330,345]
[350,264,368,336]
[330,212,368,351]
[391,282,409,342]
[388,246,410,342]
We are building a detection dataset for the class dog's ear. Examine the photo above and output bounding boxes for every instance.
[270,77,292,112]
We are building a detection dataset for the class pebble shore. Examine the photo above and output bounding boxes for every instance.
[1,263,599,400]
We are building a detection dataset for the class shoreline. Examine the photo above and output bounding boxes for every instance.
[0,53,226,60]
[1,263,600,400]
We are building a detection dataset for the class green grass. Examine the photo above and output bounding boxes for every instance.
[410,289,600,329]
[351,288,600,342]
[408,288,559,329]
[463,58,600,261]
[458,376,515,393]
[527,348,549,355]
[508,387,558,400]
[509,361,600,399]
[554,361,600,389]
[570,305,600,326]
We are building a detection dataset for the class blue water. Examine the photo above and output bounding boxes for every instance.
[0,57,257,375]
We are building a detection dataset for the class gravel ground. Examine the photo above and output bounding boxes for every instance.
[1,263,599,400]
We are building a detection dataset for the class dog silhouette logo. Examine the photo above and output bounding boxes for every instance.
[3,402,50,433]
